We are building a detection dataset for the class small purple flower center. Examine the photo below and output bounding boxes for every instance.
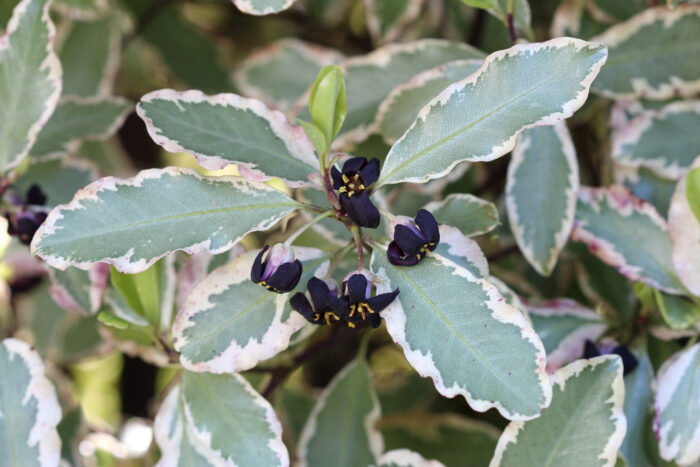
[338,172,366,198]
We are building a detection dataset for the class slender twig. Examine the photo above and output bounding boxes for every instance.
[284,210,334,246]
[506,13,517,44]
[327,242,354,277]
[351,226,365,269]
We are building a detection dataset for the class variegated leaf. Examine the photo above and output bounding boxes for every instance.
[30,96,131,159]
[0,338,62,467]
[234,38,343,112]
[363,0,424,44]
[232,0,296,15]
[668,157,700,296]
[613,163,676,217]
[137,90,319,186]
[621,352,654,467]
[506,123,579,276]
[612,101,700,179]
[491,355,626,467]
[298,356,383,467]
[376,59,482,144]
[59,17,121,97]
[655,291,700,330]
[423,193,500,237]
[54,0,108,20]
[654,343,700,465]
[180,371,288,466]
[370,245,551,420]
[571,186,684,294]
[0,0,61,173]
[48,263,109,315]
[591,7,700,99]
[31,168,301,273]
[175,247,243,307]
[528,299,607,373]
[173,247,328,374]
[377,450,444,467]
[13,158,98,207]
[377,38,607,187]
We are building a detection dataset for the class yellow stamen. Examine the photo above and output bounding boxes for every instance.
[342,174,349,183]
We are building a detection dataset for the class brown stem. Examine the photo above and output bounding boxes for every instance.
[351,226,365,270]
[322,167,342,213]
[507,13,517,44]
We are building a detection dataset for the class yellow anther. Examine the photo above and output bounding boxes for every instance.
[338,187,347,193]
[342,174,349,183]
[347,322,356,328]
[353,174,360,181]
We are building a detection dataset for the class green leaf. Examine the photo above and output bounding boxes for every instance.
[30,96,132,159]
[173,247,328,373]
[137,90,319,186]
[370,245,551,420]
[96,311,132,330]
[377,449,444,467]
[423,193,500,237]
[0,338,62,466]
[364,0,424,44]
[377,38,607,187]
[59,17,120,97]
[298,356,383,467]
[376,59,482,144]
[614,164,676,218]
[298,119,329,158]
[572,186,684,294]
[47,263,109,315]
[14,158,98,207]
[460,0,493,9]
[654,343,700,465]
[309,65,347,148]
[687,167,700,223]
[612,101,700,179]
[669,160,700,296]
[506,123,579,276]
[234,38,343,112]
[591,7,700,99]
[54,0,108,19]
[32,168,302,273]
[528,299,607,373]
[589,0,646,22]
[491,356,626,467]
[232,0,296,15]
[0,0,62,173]
[654,290,700,330]
[621,352,654,467]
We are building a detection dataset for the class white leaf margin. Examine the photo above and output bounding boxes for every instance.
[591,6,700,100]
[1,338,62,467]
[370,246,552,421]
[1,0,62,172]
[376,449,445,467]
[490,355,626,467]
[172,247,326,374]
[297,358,384,467]
[612,101,700,179]
[506,122,579,276]
[423,193,500,237]
[137,89,319,187]
[363,0,425,45]
[232,0,296,16]
[46,262,109,314]
[376,37,607,187]
[668,156,700,296]
[31,167,299,274]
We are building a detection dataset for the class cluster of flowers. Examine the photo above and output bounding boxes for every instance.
[4,184,49,245]
[250,156,441,329]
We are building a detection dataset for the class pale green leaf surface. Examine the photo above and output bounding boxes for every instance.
[48,263,108,315]
[0,338,61,467]
[0,0,61,173]
[591,7,700,99]
[687,167,700,222]
[377,449,445,467]
[423,193,500,237]
[491,356,626,467]
[668,158,700,296]
[30,96,132,158]
[621,353,654,467]
[298,357,383,467]
[378,38,607,186]
[173,247,328,373]
[364,0,424,44]
[376,59,482,144]
[614,164,676,218]
[54,0,107,19]
[506,123,578,276]
[370,246,551,420]
[14,158,97,207]
[654,343,700,465]
[138,90,319,186]
[572,186,683,294]
[232,0,296,15]
[31,168,301,273]
[655,291,700,330]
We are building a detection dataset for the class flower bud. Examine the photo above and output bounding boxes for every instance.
[387,209,440,266]
[250,244,302,293]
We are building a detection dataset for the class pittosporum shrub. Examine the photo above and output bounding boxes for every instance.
[0,0,699,465]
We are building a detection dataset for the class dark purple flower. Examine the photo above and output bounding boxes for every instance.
[327,271,399,328]
[387,209,440,266]
[583,340,638,375]
[250,244,302,293]
[26,184,47,206]
[290,277,342,325]
[14,211,48,245]
[4,184,49,246]
[331,157,380,228]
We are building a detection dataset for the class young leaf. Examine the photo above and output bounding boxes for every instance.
[572,186,684,294]
[688,167,700,223]
[31,168,301,274]
[621,352,654,467]
[30,96,132,159]
[370,246,551,420]
[137,90,319,187]
[654,290,700,330]
[234,38,343,112]
[654,343,700,465]
[491,355,626,467]
[612,101,700,179]
[377,38,607,187]
[48,263,109,315]
[298,356,383,467]
[0,0,62,173]
[308,65,346,148]
[423,193,500,237]
[231,0,297,15]
[376,59,483,144]
[173,248,328,374]
[0,338,62,466]
[180,371,289,466]
[591,7,700,99]
[528,299,607,373]
[668,158,700,296]
[506,123,579,276]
